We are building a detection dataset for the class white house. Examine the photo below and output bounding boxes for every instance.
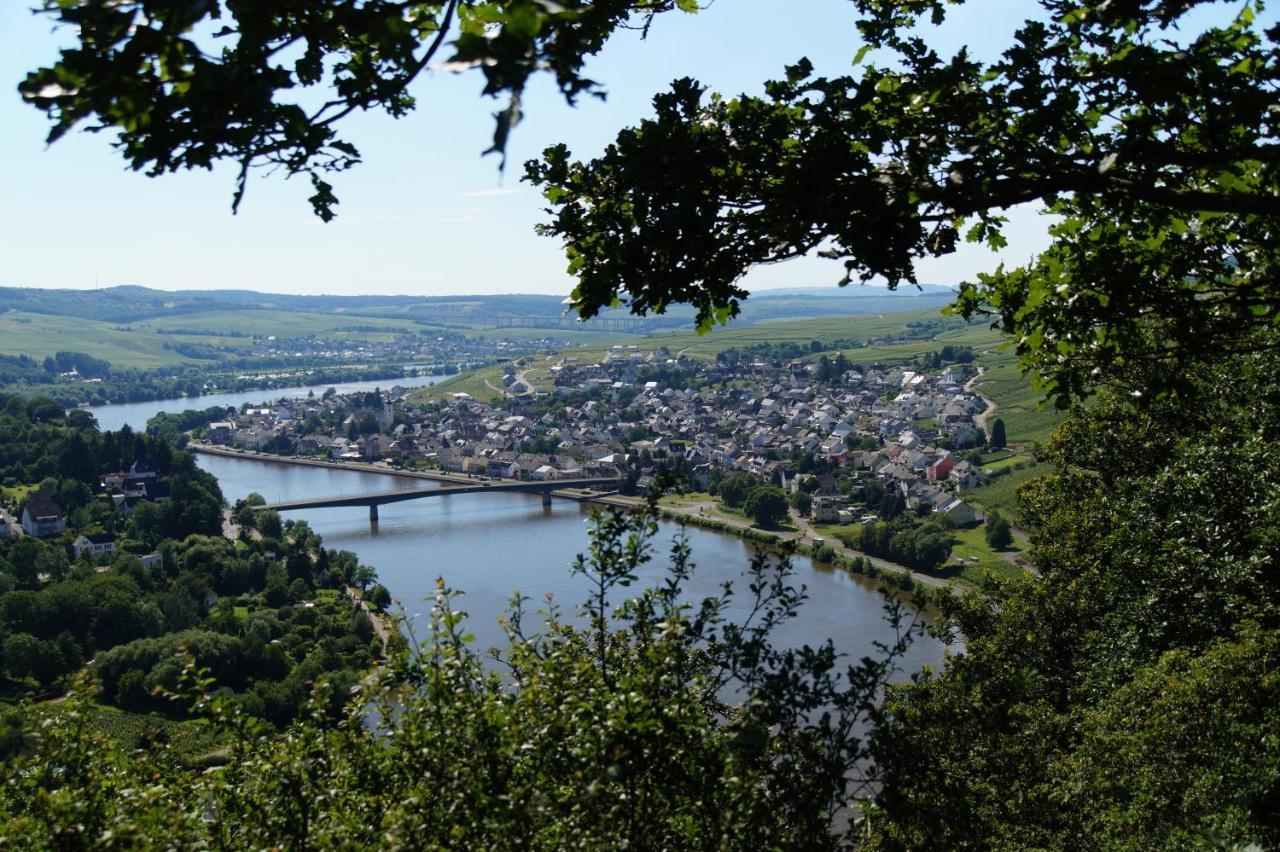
[21,495,64,538]
[72,533,116,561]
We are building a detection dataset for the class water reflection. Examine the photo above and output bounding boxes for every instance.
[197,453,947,676]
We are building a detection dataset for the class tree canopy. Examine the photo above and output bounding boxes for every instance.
[23,0,1279,402]
[527,0,1280,399]
[20,1,694,219]
[13,1,1280,847]
[0,504,922,848]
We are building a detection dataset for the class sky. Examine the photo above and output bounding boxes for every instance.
[0,0,1054,299]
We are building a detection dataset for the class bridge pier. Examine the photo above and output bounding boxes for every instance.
[542,491,553,507]
[369,504,379,522]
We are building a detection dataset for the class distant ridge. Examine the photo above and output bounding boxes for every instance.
[750,283,957,299]
[0,283,956,326]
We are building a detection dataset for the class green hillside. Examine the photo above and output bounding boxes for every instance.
[0,311,204,369]
[131,309,423,340]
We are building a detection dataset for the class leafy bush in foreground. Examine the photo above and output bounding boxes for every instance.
[0,503,921,849]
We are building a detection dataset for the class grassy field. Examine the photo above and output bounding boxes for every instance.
[131,309,423,341]
[0,311,210,369]
[978,452,1036,473]
[964,462,1047,523]
[949,523,1025,582]
[407,363,509,405]
[658,491,713,509]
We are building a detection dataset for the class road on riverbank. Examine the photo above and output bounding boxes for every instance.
[193,443,493,486]
[581,492,952,591]
[197,444,956,592]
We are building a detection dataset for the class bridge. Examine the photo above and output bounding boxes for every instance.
[259,477,618,522]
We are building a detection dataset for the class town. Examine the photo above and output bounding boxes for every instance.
[196,342,996,540]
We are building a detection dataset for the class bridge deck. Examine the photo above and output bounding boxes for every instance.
[260,478,615,512]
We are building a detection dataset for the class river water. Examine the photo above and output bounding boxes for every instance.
[86,373,450,433]
[94,389,949,673]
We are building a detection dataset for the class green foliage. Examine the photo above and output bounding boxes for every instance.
[0,504,922,848]
[988,417,1006,450]
[16,1,1280,844]
[743,484,789,528]
[525,0,1280,394]
[836,514,954,573]
[0,705,26,760]
[716,471,761,509]
[22,2,699,220]
[867,352,1280,848]
[0,404,381,722]
[2,633,68,688]
[366,583,392,611]
[983,511,1012,550]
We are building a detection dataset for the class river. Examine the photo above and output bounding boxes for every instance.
[86,373,450,433]
[198,452,947,672]
[93,389,948,672]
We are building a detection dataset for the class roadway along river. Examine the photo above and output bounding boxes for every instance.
[197,451,948,673]
[88,385,948,672]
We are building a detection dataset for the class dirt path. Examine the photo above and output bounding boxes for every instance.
[347,586,393,647]
[484,367,537,398]
[965,367,998,434]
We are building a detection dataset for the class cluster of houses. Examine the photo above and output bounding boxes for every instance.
[201,343,992,525]
[1,459,170,566]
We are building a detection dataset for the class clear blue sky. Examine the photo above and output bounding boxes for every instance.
[0,1,1051,298]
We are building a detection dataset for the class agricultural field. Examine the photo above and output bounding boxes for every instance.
[0,311,205,369]
[449,325,640,346]
[75,702,229,764]
[970,357,1068,447]
[408,363,509,405]
[646,308,952,360]
[963,462,1048,524]
[130,309,423,341]
[0,308,438,370]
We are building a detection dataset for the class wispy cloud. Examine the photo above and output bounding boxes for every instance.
[459,187,525,198]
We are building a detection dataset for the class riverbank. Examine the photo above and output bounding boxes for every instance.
[84,372,450,433]
[195,445,956,604]
[191,444,481,486]
[582,492,953,596]
[216,500,399,668]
